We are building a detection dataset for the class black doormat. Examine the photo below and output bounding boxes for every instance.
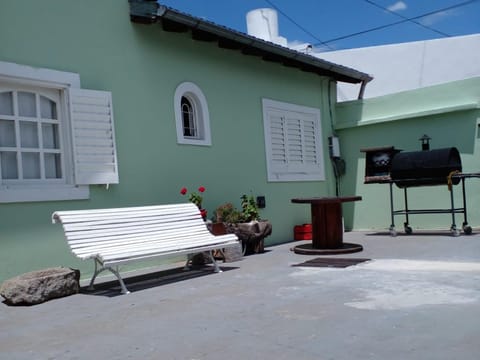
[292,257,371,268]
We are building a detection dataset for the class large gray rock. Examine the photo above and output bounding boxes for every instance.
[0,267,80,305]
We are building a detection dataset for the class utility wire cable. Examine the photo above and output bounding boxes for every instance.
[263,0,334,49]
[363,0,451,37]
[316,0,478,45]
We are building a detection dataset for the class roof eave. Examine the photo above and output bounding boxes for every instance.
[129,1,373,84]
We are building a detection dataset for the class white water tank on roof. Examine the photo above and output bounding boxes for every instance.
[246,8,287,47]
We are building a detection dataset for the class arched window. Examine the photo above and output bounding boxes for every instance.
[181,96,196,138]
[174,82,211,146]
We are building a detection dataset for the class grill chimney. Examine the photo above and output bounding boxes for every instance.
[419,134,431,151]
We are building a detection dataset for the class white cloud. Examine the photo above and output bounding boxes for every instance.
[387,1,407,12]
[419,10,451,26]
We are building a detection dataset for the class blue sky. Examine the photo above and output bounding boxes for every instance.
[158,0,480,51]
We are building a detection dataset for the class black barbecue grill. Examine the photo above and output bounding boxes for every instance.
[362,139,479,237]
[390,147,462,188]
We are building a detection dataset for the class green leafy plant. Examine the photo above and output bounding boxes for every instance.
[240,194,260,222]
[214,202,243,223]
[215,194,260,223]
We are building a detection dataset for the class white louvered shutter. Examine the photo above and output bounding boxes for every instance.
[69,88,119,185]
[285,112,320,174]
[268,110,287,172]
[263,99,324,181]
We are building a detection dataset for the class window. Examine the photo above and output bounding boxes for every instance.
[174,82,211,146]
[0,87,63,181]
[262,98,325,182]
[0,61,118,203]
[181,96,196,137]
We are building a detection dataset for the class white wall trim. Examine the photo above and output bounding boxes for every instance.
[0,60,81,88]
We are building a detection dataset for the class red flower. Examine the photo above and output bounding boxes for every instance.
[179,186,205,208]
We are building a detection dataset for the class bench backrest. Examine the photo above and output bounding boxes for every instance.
[52,203,216,261]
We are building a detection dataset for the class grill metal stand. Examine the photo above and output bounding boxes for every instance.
[388,174,478,236]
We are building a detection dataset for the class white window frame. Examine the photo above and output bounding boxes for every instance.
[0,61,118,203]
[0,85,66,182]
[174,82,211,146]
[262,98,325,182]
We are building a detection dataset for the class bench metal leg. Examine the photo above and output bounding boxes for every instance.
[108,266,130,294]
[206,251,222,273]
[88,258,130,294]
[87,258,102,290]
[184,254,193,270]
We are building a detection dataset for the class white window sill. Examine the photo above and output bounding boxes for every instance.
[267,172,325,182]
[177,138,212,146]
[0,185,89,203]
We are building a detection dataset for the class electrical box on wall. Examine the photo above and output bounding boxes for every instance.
[328,136,341,158]
[256,196,266,208]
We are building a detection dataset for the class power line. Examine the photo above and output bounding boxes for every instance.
[316,0,478,45]
[262,0,334,49]
[363,0,451,37]
[265,0,477,48]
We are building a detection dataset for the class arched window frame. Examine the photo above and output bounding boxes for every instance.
[174,82,211,146]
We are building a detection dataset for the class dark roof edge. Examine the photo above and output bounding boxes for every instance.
[129,1,373,84]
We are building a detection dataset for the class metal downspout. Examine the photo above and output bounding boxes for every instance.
[358,80,368,100]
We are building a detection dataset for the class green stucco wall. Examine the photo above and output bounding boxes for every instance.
[336,78,480,232]
[4,1,476,285]
[0,1,340,282]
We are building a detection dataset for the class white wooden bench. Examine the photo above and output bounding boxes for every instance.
[52,203,239,294]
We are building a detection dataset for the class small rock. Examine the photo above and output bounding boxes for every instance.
[0,267,80,305]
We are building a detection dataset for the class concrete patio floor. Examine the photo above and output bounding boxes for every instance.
[1,230,480,360]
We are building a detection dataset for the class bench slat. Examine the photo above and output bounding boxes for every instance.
[62,219,205,241]
[69,227,226,245]
[67,224,207,245]
[57,211,201,226]
[97,235,239,262]
[70,231,226,257]
[70,231,237,253]
[59,213,201,231]
[52,204,197,222]
[53,203,194,215]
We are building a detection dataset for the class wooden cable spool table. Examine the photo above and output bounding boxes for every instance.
[291,196,363,255]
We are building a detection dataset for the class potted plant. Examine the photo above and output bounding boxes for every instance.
[214,194,272,255]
